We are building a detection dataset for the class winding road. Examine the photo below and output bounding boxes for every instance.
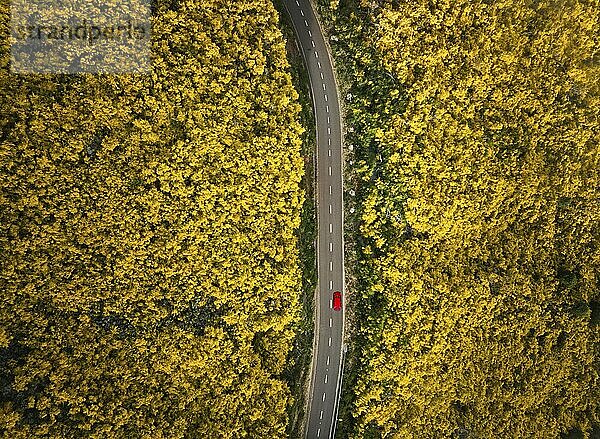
[281,1,345,438]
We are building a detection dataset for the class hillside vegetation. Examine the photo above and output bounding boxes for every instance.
[318,0,600,437]
[0,0,305,437]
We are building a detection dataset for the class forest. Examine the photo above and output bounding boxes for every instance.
[317,0,600,438]
[3,0,600,437]
[0,0,306,437]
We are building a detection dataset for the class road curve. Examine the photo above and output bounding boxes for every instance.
[281,1,345,438]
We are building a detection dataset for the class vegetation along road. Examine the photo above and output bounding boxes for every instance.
[282,0,345,438]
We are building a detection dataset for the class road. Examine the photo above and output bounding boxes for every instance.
[281,1,345,438]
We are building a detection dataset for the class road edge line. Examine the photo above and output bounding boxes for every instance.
[279,2,322,438]
[306,1,347,438]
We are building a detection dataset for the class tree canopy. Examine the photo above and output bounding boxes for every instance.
[0,0,305,437]
[318,0,600,437]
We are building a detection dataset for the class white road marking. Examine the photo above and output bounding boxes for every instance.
[311,40,315,47]
[329,186,332,195]
[301,9,305,16]
[328,138,331,146]
[325,374,328,383]
[328,149,331,157]
[327,116,330,124]
[328,127,331,135]
[329,223,333,233]
[317,61,322,69]
[309,30,313,37]
[329,318,332,327]
[304,19,309,27]
[329,261,333,271]
[320,410,323,420]
[324,94,328,101]
[329,299,332,308]
[329,205,332,214]
[327,356,330,365]
[328,166,332,176]
[315,51,319,58]
[320,72,324,80]
[296,0,299,5]
[329,280,333,289]
[328,337,332,346]
[317,428,321,437]
[326,105,329,113]
[329,242,333,252]
[322,83,326,90]
[322,393,326,402]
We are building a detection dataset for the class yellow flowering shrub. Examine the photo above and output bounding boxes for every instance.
[0,0,304,437]
[319,0,600,437]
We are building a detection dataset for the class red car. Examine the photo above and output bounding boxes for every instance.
[333,291,342,311]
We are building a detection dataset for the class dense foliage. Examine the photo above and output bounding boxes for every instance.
[319,0,600,437]
[0,0,305,437]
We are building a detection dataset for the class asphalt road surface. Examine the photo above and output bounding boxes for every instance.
[281,1,345,438]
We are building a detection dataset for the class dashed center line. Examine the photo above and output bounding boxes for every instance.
[293,6,345,435]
